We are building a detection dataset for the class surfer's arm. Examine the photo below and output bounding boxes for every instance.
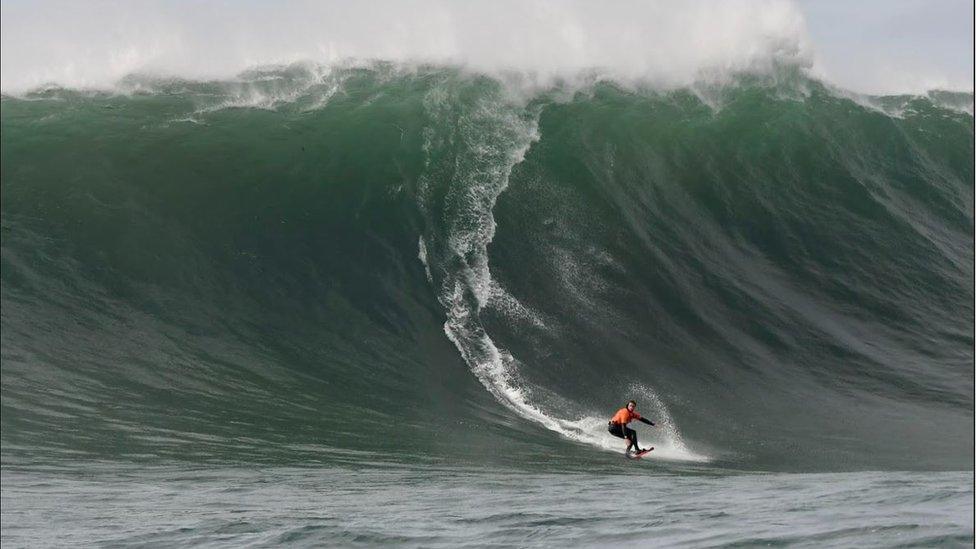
[638,417,655,426]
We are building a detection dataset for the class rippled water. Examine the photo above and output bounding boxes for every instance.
[2,464,972,547]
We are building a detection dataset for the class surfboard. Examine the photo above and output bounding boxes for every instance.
[628,447,654,459]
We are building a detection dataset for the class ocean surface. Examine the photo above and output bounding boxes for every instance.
[2,62,973,546]
[3,465,972,547]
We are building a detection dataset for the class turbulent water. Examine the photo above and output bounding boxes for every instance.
[2,465,972,547]
[2,63,974,546]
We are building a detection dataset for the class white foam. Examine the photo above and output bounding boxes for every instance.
[826,84,975,119]
[417,236,433,284]
[486,281,547,330]
[185,64,345,114]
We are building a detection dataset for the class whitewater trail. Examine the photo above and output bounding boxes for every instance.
[416,77,707,462]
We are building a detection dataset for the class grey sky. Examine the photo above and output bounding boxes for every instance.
[798,0,973,92]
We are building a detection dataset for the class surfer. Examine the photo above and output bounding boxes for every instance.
[608,400,656,455]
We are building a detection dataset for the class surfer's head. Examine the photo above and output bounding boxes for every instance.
[627,400,637,411]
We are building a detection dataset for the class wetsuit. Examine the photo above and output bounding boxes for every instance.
[607,407,655,451]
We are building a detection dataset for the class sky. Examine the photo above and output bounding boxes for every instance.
[797,0,973,93]
[0,0,972,94]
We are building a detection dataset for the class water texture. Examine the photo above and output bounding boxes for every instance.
[2,63,973,546]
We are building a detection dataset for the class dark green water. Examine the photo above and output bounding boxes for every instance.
[1,64,972,477]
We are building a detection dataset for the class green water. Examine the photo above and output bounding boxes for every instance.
[1,63,973,546]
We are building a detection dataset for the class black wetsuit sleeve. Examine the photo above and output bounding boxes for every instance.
[638,417,655,426]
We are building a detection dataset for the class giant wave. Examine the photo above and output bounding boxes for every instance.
[1,62,972,472]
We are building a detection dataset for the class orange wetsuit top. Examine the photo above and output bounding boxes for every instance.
[610,408,641,425]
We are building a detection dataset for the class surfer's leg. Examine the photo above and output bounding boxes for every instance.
[626,427,639,451]
[609,423,632,453]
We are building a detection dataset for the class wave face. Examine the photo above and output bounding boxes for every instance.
[1,64,973,471]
